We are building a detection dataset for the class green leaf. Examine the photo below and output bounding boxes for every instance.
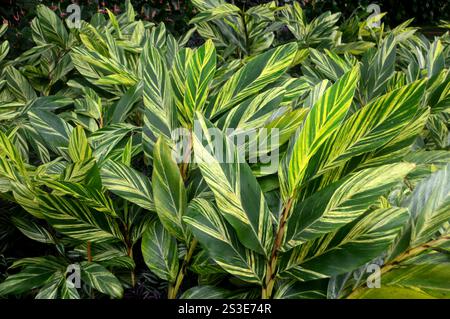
[33,5,69,47]
[184,198,266,284]
[0,130,27,175]
[218,86,285,131]
[189,3,240,24]
[426,39,445,78]
[12,215,55,244]
[59,279,81,299]
[108,82,143,124]
[171,48,193,127]
[41,179,117,217]
[350,263,450,299]
[90,124,136,162]
[62,158,99,185]
[210,43,298,118]
[285,163,415,248]
[280,207,409,281]
[141,220,179,282]
[273,280,327,299]
[153,137,188,241]
[406,164,450,246]
[68,126,92,162]
[141,43,176,158]
[180,285,233,299]
[4,66,37,102]
[38,195,123,243]
[29,110,73,159]
[360,35,396,102]
[0,257,64,296]
[302,80,426,183]
[282,66,359,199]
[193,113,273,256]
[35,274,63,299]
[100,159,154,211]
[182,40,216,124]
[307,49,354,81]
[80,262,123,298]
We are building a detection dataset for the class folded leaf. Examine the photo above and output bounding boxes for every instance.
[153,137,188,241]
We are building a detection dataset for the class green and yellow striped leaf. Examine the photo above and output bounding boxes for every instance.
[32,5,69,48]
[189,3,240,24]
[285,163,415,248]
[360,35,396,103]
[0,257,65,296]
[4,65,37,102]
[141,43,176,158]
[171,48,193,127]
[90,124,136,163]
[406,164,450,246]
[38,194,123,243]
[282,66,359,199]
[349,263,450,299]
[80,261,123,298]
[35,274,65,299]
[153,137,188,241]
[280,207,409,281]
[193,113,274,255]
[68,126,92,163]
[100,159,154,211]
[302,80,427,182]
[141,220,179,282]
[29,110,73,159]
[41,179,117,217]
[184,198,266,284]
[182,40,216,125]
[210,43,298,118]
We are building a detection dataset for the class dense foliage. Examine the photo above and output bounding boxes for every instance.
[2,0,449,57]
[0,0,449,299]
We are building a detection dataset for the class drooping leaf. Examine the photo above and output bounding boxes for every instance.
[405,164,450,246]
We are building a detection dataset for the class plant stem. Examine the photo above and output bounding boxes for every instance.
[168,239,198,299]
[347,235,450,298]
[127,245,136,287]
[263,197,294,299]
[122,202,136,287]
